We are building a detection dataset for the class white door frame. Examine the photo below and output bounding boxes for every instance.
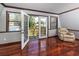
[21,11,29,49]
[39,16,48,38]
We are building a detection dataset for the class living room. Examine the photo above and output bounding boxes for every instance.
[0,3,79,56]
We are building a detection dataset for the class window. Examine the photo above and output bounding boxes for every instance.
[6,11,21,32]
[50,16,57,30]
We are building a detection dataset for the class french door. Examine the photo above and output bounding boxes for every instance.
[21,11,47,49]
[21,11,29,49]
[39,16,47,38]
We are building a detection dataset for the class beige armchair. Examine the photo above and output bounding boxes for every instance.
[58,28,75,42]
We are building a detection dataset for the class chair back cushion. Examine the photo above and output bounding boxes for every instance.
[58,28,68,34]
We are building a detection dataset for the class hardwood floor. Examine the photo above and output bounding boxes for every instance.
[0,41,21,56]
[0,37,79,56]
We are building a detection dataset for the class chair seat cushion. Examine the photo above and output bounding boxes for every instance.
[64,34,75,37]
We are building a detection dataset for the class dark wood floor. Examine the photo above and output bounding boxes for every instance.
[0,36,79,56]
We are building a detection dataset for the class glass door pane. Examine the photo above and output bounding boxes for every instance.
[29,16,39,40]
[21,11,29,49]
[39,16,47,38]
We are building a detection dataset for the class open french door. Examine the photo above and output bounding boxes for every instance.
[21,11,29,49]
[21,12,48,49]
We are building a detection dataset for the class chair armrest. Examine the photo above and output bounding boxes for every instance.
[58,32,64,37]
[69,32,75,35]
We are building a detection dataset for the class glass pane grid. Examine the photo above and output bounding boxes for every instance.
[9,13,21,21]
[40,17,47,37]
[50,17,57,30]
[9,22,21,31]
[8,12,21,31]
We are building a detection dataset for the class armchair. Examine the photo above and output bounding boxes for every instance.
[58,28,75,42]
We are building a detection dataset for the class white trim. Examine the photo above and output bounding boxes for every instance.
[39,16,40,38]
[49,16,50,30]
[21,11,29,49]
[39,16,48,38]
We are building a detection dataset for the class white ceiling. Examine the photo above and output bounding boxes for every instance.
[4,3,79,14]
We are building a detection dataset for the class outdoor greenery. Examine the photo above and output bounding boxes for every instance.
[29,16,46,37]
[29,16,38,37]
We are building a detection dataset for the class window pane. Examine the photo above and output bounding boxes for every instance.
[50,17,57,29]
[9,22,21,31]
[9,13,21,21]
[50,17,56,23]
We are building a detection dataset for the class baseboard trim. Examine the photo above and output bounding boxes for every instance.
[76,38,79,40]
[48,35,58,38]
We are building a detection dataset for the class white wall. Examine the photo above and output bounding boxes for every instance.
[0,4,21,44]
[59,9,79,39]
[0,32,21,44]
[0,4,6,31]
[0,5,59,44]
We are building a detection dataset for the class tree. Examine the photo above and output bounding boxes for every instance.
[29,16,37,37]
